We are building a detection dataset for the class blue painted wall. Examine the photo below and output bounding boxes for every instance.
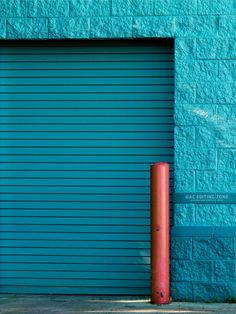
[0,0,235,302]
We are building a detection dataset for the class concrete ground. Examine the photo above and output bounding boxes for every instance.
[0,295,236,314]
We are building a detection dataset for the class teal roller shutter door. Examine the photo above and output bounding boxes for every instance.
[0,40,174,295]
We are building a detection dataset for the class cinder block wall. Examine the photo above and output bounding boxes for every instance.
[0,0,235,302]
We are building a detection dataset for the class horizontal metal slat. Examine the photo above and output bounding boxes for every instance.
[0,61,173,70]
[0,216,150,225]
[0,278,150,288]
[0,286,149,294]
[0,209,151,218]
[0,232,150,241]
[0,93,173,101]
[0,262,150,272]
[0,132,173,140]
[0,44,173,54]
[0,155,174,163]
[0,255,150,265]
[0,85,173,93]
[0,194,151,202]
[0,178,173,187]
[0,201,151,210]
[0,115,173,124]
[0,100,174,109]
[0,77,174,85]
[0,139,173,148]
[0,69,174,77]
[0,270,150,280]
[0,162,173,171]
[0,124,174,132]
[0,53,173,62]
[0,107,173,116]
[0,246,151,256]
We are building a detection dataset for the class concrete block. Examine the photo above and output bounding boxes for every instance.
[155,0,197,15]
[0,0,27,17]
[175,38,196,60]
[220,16,236,37]
[49,18,89,38]
[174,104,217,126]
[198,0,236,15]
[176,60,218,82]
[175,126,195,151]
[133,17,175,37]
[28,0,69,17]
[174,204,195,225]
[175,148,217,170]
[91,17,132,38]
[175,83,195,104]
[171,237,192,259]
[218,149,236,173]
[7,18,48,39]
[70,0,111,17]
[171,282,193,301]
[219,60,236,81]
[197,38,236,59]
[196,170,236,192]
[196,205,236,226]
[196,82,234,104]
[171,260,213,281]
[112,0,154,16]
[0,19,6,38]
[218,105,236,127]
[193,237,235,260]
[195,127,217,148]
[174,170,195,192]
[215,261,236,282]
[193,282,236,302]
[175,16,218,37]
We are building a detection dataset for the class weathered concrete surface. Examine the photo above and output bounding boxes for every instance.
[0,295,235,314]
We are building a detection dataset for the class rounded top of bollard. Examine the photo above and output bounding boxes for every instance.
[151,162,169,167]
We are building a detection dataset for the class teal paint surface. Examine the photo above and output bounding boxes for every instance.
[0,0,236,302]
[0,40,174,295]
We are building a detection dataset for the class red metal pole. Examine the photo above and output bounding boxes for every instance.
[151,162,170,304]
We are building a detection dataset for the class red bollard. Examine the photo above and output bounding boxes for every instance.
[150,162,170,304]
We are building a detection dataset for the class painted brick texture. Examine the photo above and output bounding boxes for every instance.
[0,0,236,302]
[171,233,236,302]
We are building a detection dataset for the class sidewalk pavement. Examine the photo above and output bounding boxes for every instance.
[0,295,236,314]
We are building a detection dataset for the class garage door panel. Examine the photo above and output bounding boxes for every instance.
[0,286,150,295]
[0,217,150,225]
[0,108,174,116]
[0,232,150,241]
[0,239,150,249]
[0,69,174,77]
[0,53,173,62]
[0,40,174,295]
[0,140,173,149]
[1,61,173,70]
[0,255,150,264]
[0,100,174,109]
[0,179,173,188]
[0,247,150,257]
[0,43,173,53]
[0,263,150,272]
[0,224,150,233]
[0,132,174,141]
[0,93,173,101]
[0,209,150,218]
[0,156,174,164]
[0,76,174,85]
[0,123,174,132]
[0,271,150,280]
